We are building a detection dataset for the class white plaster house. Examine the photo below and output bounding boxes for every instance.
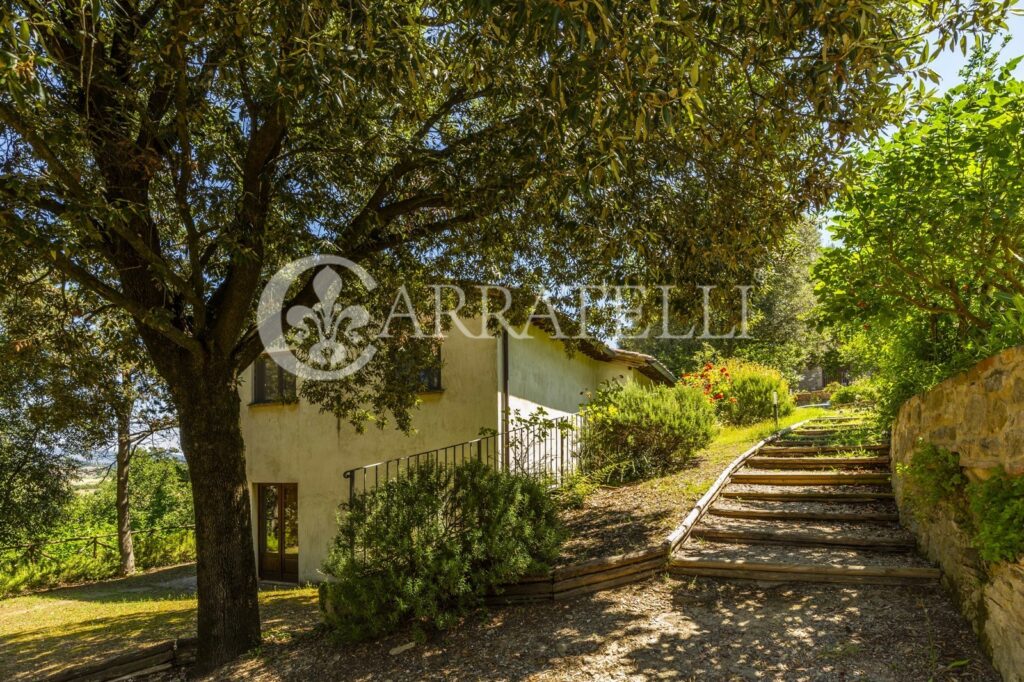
[238,320,673,583]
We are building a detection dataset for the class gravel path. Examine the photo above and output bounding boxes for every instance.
[189,576,996,681]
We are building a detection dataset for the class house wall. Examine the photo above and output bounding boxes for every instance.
[241,320,656,583]
[240,321,498,583]
[505,331,652,420]
[891,345,1024,681]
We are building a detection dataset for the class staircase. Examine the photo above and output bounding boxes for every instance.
[669,415,940,586]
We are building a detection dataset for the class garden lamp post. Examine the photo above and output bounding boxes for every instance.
[772,391,780,431]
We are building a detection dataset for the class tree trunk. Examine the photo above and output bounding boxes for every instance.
[175,367,261,672]
[115,411,136,576]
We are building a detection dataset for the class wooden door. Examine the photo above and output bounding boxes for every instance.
[257,483,298,582]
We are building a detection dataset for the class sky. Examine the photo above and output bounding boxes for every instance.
[929,14,1024,89]
[819,16,1024,247]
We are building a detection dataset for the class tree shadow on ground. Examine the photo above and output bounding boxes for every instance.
[209,576,997,682]
[0,564,317,680]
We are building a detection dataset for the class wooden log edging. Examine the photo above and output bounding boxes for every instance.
[490,419,815,604]
[45,637,197,682]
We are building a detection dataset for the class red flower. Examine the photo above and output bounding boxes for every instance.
[729,397,738,403]
[719,367,728,373]
[704,362,713,370]
[714,392,724,400]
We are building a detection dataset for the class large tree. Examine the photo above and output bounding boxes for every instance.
[0,0,1008,669]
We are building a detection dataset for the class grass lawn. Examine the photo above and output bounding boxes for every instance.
[0,564,318,680]
[0,408,827,679]
[557,406,829,563]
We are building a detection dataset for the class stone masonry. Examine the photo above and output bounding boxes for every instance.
[892,345,1024,681]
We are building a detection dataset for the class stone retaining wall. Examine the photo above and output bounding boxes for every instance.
[892,345,1024,681]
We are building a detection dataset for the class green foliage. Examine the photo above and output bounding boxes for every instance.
[815,48,1024,423]
[830,378,880,406]
[0,528,195,598]
[579,381,717,483]
[551,470,600,510]
[898,443,1024,564]
[897,442,966,522]
[0,0,1010,435]
[71,451,195,530]
[679,360,794,425]
[716,361,795,426]
[625,219,828,385]
[966,470,1024,563]
[319,460,562,641]
[0,451,195,597]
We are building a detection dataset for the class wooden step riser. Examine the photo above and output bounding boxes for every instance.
[692,529,914,551]
[668,567,936,586]
[775,439,891,445]
[669,559,939,579]
[721,492,895,502]
[708,509,899,523]
[730,474,891,486]
[745,457,889,470]
[759,449,890,457]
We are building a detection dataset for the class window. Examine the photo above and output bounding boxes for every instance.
[418,347,443,392]
[253,356,297,404]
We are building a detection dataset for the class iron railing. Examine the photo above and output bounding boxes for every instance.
[342,413,586,501]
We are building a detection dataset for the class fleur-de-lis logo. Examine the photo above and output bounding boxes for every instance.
[285,268,370,368]
[257,255,378,380]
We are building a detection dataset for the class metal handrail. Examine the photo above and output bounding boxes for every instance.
[342,413,585,500]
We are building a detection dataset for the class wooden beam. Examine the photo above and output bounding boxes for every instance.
[707,508,900,523]
[720,491,895,501]
[691,528,915,550]
[744,456,890,469]
[729,472,891,486]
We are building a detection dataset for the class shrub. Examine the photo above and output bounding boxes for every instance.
[966,470,1024,563]
[716,361,795,425]
[896,442,966,523]
[578,381,717,483]
[319,459,563,641]
[830,377,880,406]
[683,360,794,426]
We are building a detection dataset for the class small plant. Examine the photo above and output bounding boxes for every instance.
[319,459,563,642]
[578,381,717,483]
[965,470,1024,563]
[830,378,880,406]
[897,442,966,522]
[552,470,599,509]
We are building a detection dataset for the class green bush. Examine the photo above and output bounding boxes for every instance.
[578,381,717,483]
[716,361,795,426]
[319,459,563,641]
[966,470,1024,563]
[896,442,966,522]
[830,378,880,406]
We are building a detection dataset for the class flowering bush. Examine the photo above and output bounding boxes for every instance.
[681,360,794,426]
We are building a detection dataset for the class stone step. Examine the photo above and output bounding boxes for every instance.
[730,471,891,486]
[708,506,899,524]
[745,456,890,470]
[669,541,940,585]
[712,497,898,516]
[759,444,890,456]
[692,516,914,551]
[721,486,895,502]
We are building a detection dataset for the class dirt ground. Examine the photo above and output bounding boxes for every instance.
[187,575,997,682]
